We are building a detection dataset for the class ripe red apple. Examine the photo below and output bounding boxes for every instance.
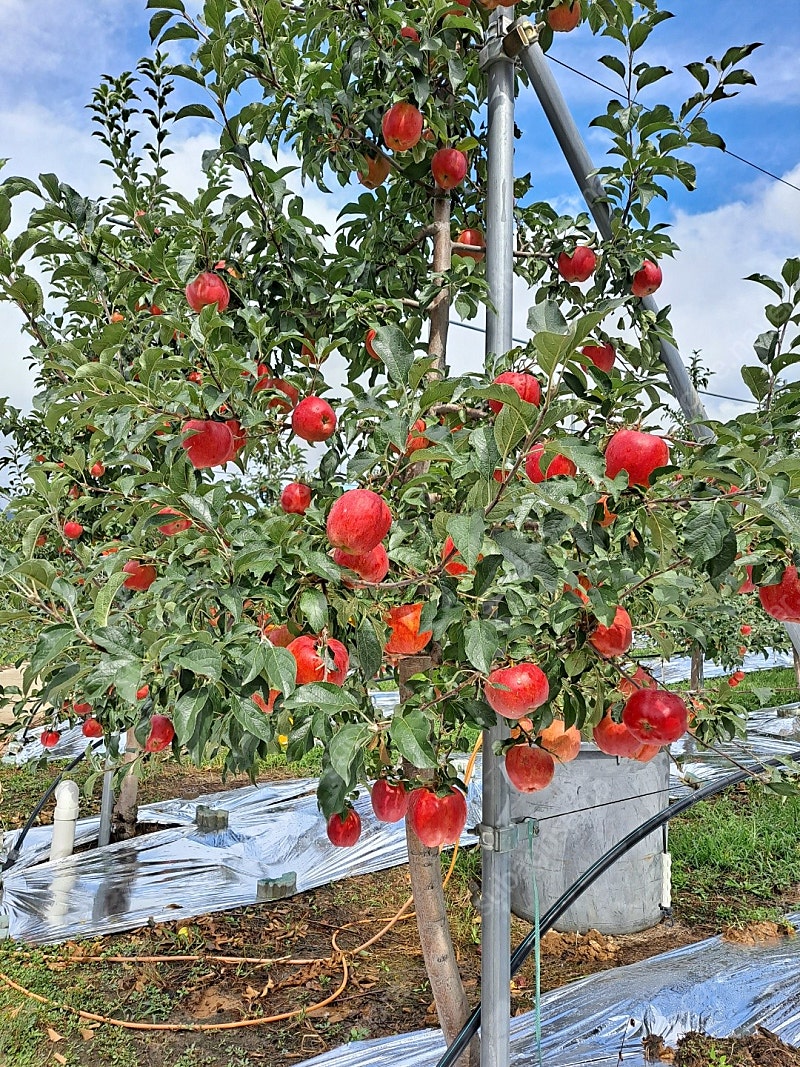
[405,419,430,455]
[365,329,380,359]
[288,634,350,686]
[617,665,657,700]
[226,418,247,459]
[740,624,752,636]
[185,272,230,313]
[385,603,432,655]
[525,442,577,483]
[631,260,663,297]
[327,808,362,847]
[291,397,337,442]
[144,714,175,753]
[592,713,643,758]
[582,343,616,372]
[488,371,541,414]
[82,717,104,739]
[604,428,669,487]
[89,462,105,478]
[538,719,581,763]
[254,366,299,410]
[63,521,83,539]
[266,624,294,647]
[122,560,157,591]
[399,25,419,42]
[371,778,409,822]
[280,482,312,515]
[484,663,549,720]
[453,229,485,262]
[181,419,236,468]
[442,535,469,577]
[588,606,633,658]
[326,488,392,554]
[505,744,556,792]
[40,730,61,749]
[382,102,423,152]
[136,684,150,700]
[73,701,92,717]
[359,154,391,190]
[557,246,597,282]
[156,507,192,536]
[738,565,756,594]
[407,787,467,847]
[431,148,468,190]
[333,543,390,584]
[547,1,581,31]
[35,534,46,547]
[758,565,800,622]
[622,689,688,746]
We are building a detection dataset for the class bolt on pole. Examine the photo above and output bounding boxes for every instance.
[479,10,517,1067]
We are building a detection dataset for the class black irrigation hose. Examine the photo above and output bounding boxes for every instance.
[433,750,800,1067]
[0,743,102,873]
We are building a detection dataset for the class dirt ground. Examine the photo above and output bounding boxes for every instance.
[646,1027,800,1065]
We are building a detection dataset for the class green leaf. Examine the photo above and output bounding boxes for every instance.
[177,648,223,682]
[299,588,328,631]
[371,325,414,385]
[317,766,349,819]
[683,504,729,563]
[464,619,499,674]
[8,275,43,316]
[260,643,297,696]
[92,572,129,627]
[329,723,370,784]
[741,364,770,400]
[0,193,10,234]
[174,103,216,122]
[527,301,569,335]
[21,514,50,559]
[284,683,360,712]
[447,511,485,569]
[172,688,208,743]
[356,617,383,680]
[390,712,437,769]
[26,625,76,684]
[232,697,273,743]
[491,531,558,590]
[493,403,530,457]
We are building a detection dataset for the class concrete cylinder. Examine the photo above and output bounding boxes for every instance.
[509,745,670,935]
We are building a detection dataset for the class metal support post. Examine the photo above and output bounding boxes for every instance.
[98,750,115,847]
[479,11,516,1067]
[512,26,713,441]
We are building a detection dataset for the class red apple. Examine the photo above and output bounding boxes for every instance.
[442,535,469,577]
[333,543,390,584]
[385,603,432,655]
[181,419,236,468]
[453,229,485,262]
[291,397,337,442]
[431,148,468,190]
[185,272,230,313]
[136,684,150,700]
[631,260,663,297]
[280,482,312,515]
[327,808,362,847]
[557,246,597,283]
[588,606,633,658]
[40,729,61,749]
[72,701,92,717]
[740,624,752,636]
[484,663,549,720]
[358,154,391,190]
[547,1,581,31]
[122,560,157,591]
[254,367,299,410]
[738,566,756,594]
[505,744,556,792]
[288,634,350,686]
[538,719,581,763]
[488,371,541,414]
[144,714,175,753]
[371,778,409,822]
[405,419,430,455]
[226,418,247,458]
[622,689,688,746]
[618,665,657,700]
[592,713,643,758]
[633,743,661,763]
[365,328,380,359]
[407,787,467,847]
[266,624,294,647]
[525,442,577,483]
[63,521,83,539]
[759,566,800,622]
[399,25,420,42]
[605,429,669,487]
[156,507,192,536]
[382,102,423,152]
[82,717,104,738]
[89,462,105,478]
[582,343,616,372]
[326,488,392,554]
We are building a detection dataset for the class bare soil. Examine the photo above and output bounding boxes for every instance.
[644,1027,800,1065]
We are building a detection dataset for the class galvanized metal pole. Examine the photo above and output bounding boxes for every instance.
[97,748,115,847]
[514,29,713,441]
[479,11,516,1067]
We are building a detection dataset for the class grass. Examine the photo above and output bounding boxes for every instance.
[671,664,800,714]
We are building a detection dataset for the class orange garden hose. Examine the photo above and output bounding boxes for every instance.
[0,734,485,1034]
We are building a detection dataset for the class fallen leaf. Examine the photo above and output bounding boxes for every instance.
[53,1054,67,1065]
[80,1029,95,1041]
[46,1028,63,1043]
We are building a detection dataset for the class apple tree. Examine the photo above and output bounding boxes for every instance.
[2,0,800,1051]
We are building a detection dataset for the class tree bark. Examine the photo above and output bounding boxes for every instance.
[111,728,141,841]
[428,194,452,372]
[690,643,704,692]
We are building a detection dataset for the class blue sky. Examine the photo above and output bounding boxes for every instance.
[1,0,798,422]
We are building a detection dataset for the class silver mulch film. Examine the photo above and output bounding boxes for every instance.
[298,918,800,1067]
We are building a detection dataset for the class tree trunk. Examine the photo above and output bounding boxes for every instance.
[111,728,141,841]
[690,643,704,692]
[399,657,478,1067]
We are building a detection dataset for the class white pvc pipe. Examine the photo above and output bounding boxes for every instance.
[49,780,80,863]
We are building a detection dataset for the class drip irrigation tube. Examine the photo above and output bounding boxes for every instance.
[0,742,101,873]
[432,750,800,1067]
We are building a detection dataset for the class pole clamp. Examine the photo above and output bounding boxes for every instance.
[476,816,538,852]
[478,16,538,70]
